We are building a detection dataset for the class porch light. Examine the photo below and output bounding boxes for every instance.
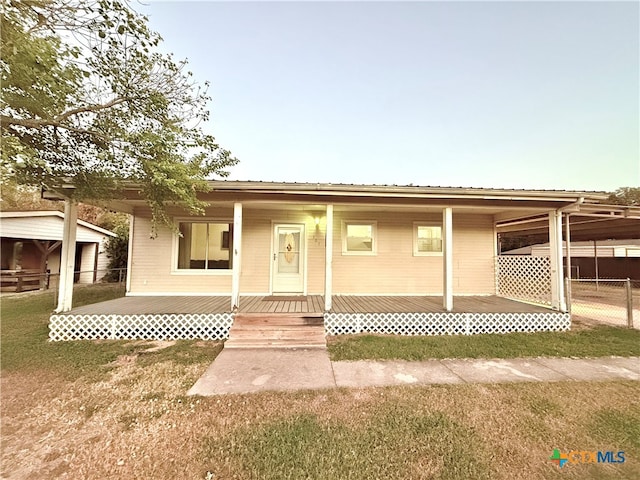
[314,216,320,226]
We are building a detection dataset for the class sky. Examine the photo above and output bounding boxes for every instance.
[138,0,639,192]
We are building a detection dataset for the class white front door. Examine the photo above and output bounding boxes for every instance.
[272,224,305,294]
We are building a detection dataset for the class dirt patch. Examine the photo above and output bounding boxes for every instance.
[141,340,176,353]
[3,359,639,479]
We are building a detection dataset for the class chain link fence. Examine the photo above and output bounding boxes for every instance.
[568,278,638,329]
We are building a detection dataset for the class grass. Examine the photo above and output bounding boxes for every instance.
[2,288,639,479]
[0,284,222,381]
[204,409,490,480]
[328,326,640,361]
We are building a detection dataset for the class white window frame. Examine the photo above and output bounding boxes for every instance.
[172,218,233,275]
[342,220,377,256]
[413,222,443,256]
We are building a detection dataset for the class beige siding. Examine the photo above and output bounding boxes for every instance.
[96,238,110,276]
[452,214,495,294]
[240,209,326,294]
[129,206,495,296]
[129,210,233,294]
[331,211,495,295]
[129,207,326,295]
[78,244,96,284]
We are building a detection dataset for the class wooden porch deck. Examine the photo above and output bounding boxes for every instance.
[65,295,551,315]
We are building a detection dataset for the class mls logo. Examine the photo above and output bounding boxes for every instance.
[550,449,568,468]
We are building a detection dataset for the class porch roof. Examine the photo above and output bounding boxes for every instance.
[106,180,607,215]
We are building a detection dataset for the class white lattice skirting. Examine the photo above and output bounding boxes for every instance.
[324,312,571,336]
[49,313,234,341]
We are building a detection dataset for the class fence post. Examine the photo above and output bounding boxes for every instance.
[626,278,633,328]
[565,277,572,314]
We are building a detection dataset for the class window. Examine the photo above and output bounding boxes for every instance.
[343,221,376,255]
[177,222,233,270]
[414,224,442,255]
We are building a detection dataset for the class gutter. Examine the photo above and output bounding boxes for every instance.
[558,197,585,213]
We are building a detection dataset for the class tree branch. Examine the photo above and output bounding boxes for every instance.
[54,97,128,123]
[0,97,128,139]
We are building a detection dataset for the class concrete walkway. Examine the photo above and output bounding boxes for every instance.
[187,349,640,396]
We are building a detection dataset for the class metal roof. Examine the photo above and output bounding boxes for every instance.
[0,210,117,238]
[204,180,608,201]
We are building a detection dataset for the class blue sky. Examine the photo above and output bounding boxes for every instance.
[139,1,639,192]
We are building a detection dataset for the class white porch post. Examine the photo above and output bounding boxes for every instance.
[324,204,333,311]
[443,207,453,312]
[231,202,243,310]
[549,210,566,311]
[125,214,134,293]
[55,198,78,313]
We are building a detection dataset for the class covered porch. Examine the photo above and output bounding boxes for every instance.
[49,294,569,341]
[56,294,553,315]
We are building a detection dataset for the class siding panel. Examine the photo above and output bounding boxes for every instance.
[129,207,495,296]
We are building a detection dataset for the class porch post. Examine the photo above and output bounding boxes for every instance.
[125,214,134,293]
[55,198,77,313]
[231,202,243,311]
[324,204,333,311]
[549,210,566,311]
[443,207,453,312]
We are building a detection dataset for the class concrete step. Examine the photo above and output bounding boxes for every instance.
[224,339,327,349]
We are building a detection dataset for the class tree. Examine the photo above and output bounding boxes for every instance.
[102,215,129,282]
[608,187,640,206]
[0,181,127,228]
[1,0,237,231]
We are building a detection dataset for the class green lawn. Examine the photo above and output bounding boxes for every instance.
[328,327,640,361]
[0,284,221,380]
[2,288,639,479]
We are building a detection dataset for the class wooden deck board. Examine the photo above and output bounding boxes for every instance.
[63,294,552,316]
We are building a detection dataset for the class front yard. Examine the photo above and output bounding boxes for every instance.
[2,287,639,479]
[327,324,640,361]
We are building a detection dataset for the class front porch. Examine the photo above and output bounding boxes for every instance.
[48,295,570,341]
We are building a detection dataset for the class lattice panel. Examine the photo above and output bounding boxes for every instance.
[324,312,570,336]
[496,256,551,306]
[49,313,233,341]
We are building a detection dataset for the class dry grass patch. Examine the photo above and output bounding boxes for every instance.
[3,362,639,479]
[2,287,639,479]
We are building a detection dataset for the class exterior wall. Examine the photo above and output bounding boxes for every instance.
[130,209,232,294]
[1,215,112,243]
[78,243,96,284]
[129,207,325,295]
[331,211,495,295]
[128,207,495,296]
[96,238,110,276]
[452,214,495,294]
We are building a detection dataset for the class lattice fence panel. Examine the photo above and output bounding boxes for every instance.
[324,312,570,336]
[496,256,551,306]
[49,313,233,341]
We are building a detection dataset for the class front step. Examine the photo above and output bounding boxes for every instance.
[225,313,326,349]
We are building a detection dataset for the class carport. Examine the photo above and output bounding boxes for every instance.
[496,203,640,328]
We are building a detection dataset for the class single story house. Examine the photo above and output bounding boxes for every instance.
[48,181,640,341]
[0,211,116,291]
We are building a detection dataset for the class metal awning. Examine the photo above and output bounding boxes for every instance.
[497,204,640,242]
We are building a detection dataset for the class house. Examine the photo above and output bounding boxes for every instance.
[48,181,640,341]
[0,211,116,292]
[503,240,640,280]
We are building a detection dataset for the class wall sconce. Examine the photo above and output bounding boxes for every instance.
[314,216,320,226]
